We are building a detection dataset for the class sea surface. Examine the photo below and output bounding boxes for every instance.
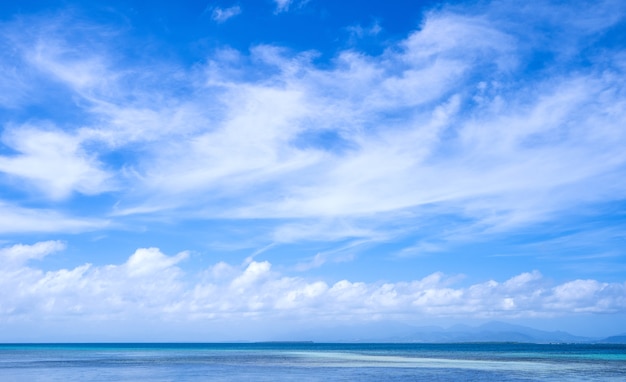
[1,342,625,381]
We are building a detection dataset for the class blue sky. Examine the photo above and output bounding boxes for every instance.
[1,0,626,341]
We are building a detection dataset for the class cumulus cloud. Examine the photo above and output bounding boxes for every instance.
[123,247,188,277]
[0,245,189,319]
[1,243,625,323]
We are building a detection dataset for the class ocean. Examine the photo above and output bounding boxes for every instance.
[1,342,625,381]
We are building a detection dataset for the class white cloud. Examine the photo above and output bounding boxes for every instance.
[124,247,188,277]
[294,243,357,271]
[100,3,625,239]
[29,40,109,92]
[0,1,624,248]
[0,240,65,267]
[9,19,119,98]
[274,0,292,13]
[271,0,310,13]
[0,125,113,199]
[347,21,382,40]
[0,49,30,108]
[211,6,242,23]
[0,202,109,234]
[272,218,382,243]
[1,243,624,323]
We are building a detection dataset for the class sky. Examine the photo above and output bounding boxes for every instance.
[0,0,626,341]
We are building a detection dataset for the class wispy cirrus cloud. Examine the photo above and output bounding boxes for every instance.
[272,0,310,13]
[273,0,293,13]
[0,202,109,234]
[0,124,113,199]
[210,5,242,23]
[110,5,625,235]
[0,0,624,252]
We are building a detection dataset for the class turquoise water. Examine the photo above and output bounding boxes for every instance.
[1,343,625,381]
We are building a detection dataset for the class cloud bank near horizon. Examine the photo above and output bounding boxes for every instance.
[1,242,624,327]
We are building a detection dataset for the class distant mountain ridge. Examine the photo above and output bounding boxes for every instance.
[594,334,626,344]
[280,321,626,343]
[398,322,591,343]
